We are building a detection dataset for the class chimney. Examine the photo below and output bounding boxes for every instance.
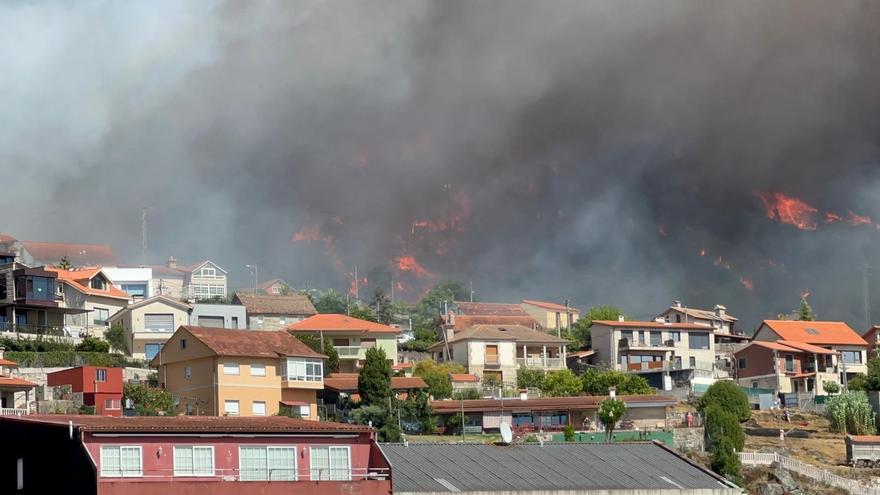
[715,305,726,318]
[617,315,625,322]
[445,327,455,343]
[167,256,177,269]
[520,390,528,401]
[673,300,682,308]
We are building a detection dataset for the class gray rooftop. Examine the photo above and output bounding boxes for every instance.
[380,442,739,494]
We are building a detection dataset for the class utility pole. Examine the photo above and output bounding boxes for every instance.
[246,264,258,295]
[469,281,474,303]
[864,264,872,329]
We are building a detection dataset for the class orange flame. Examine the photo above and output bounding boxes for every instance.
[395,255,433,277]
[740,277,754,291]
[825,212,842,223]
[847,211,872,226]
[699,248,706,257]
[756,191,819,230]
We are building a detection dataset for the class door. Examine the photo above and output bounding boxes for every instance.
[485,345,498,364]
[197,315,225,328]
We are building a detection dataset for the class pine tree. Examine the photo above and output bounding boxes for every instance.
[57,255,73,270]
[798,296,816,321]
[357,347,392,406]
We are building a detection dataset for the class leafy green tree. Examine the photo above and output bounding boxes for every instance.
[410,282,468,331]
[313,289,349,314]
[541,369,582,397]
[348,304,378,322]
[104,324,128,354]
[581,368,653,395]
[370,287,393,324]
[710,436,742,484]
[452,388,482,400]
[75,336,110,353]
[571,305,625,348]
[698,381,750,422]
[412,360,465,399]
[444,411,467,432]
[517,367,546,389]
[598,398,626,440]
[827,391,876,435]
[400,327,440,352]
[849,374,868,392]
[864,356,880,390]
[57,255,73,270]
[563,424,576,441]
[704,404,745,451]
[123,383,173,416]
[823,380,840,395]
[798,296,816,321]
[358,347,392,406]
[294,334,339,375]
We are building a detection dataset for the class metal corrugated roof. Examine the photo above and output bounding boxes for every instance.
[380,442,738,493]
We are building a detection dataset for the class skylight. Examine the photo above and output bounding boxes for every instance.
[805,327,820,335]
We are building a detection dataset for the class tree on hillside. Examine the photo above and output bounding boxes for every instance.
[409,282,468,330]
[699,381,748,483]
[104,324,128,354]
[541,369,582,397]
[698,380,750,422]
[516,367,546,389]
[75,336,109,353]
[123,383,173,416]
[413,360,465,399]
[571,305,625,348]
[57,255,73,270]
[798,296,816,321]
[581,368,653,396]
[370,287,393,324]
[348,304,378,322]
[598,398,626,441]
[358,347,392,407]
[294,334,339,375]
[313,289,349,314]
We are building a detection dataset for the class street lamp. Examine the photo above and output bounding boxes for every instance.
[245,264,258,295]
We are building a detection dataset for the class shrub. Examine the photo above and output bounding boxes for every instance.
[104,324,128,354]
[452,388,482,400]
[541,369,582,397]
[6,351,144,368]
[123,383,173,416]
[444,411,466,432]
[822,380,840,395]
[75,336,110,353]
[698,381,750,422]
[517,367,546,389]
[563,424,576,441]
[581,368,653,395]
[598,398,627,441]
[849,374,868,392]
[413,360,465,399]
[710,436,742,484]
[827,391,876,435]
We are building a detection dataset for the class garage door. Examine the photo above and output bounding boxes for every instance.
[144,313,174,332]
[197,316,225,328]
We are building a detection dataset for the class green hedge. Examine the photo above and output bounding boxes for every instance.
[6,351,148,368]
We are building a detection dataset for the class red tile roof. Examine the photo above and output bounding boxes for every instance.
[454,302,531,317]
[522,300,579,313]
[0,359,19,367]
[323,375,428,393]
[0,375,37,388]
[233,292,317,316]
[20,241,118,265]
[849,435,880,444]
[2,415,371,433]
[45,267,131,301]
[591,320,711,330]
[183,326,325,359]
[758,320,868,346]
[450,373,479,383]
[288,314,399,334]
[430,395,674,413]
[446,315,540,330]
[777,340,837,355]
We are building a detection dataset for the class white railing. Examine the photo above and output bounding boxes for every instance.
[516,357,564,368]
[740,452,879,495]
[97,466,389,482]
[335,346,362,358]
[0,408,28,416]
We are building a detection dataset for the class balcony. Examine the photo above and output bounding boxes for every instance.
[516,357,564,369]
[619,359,716,374]
[0,322,64,337]
[618,338,675,351]
[336,346,363,359]
[484,357,502,369]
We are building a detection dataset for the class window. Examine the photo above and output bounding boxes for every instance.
[310,446,351,481]
[688,333,710,350]
[231,316,239,328]
[279,315,287,325]
[223,363,240,375]
[145,343,162,361]
[785,354,794,372]
[620,330,633,343]
[93,307,110,326]
[17,275,55,301]
[121,283,147,299]
[224,400,240,416]
[174,446,214,477]
[240,446,296,481]
[738,358,747,369]
[252,401,267,416]
[180,339,187,349]
[332,338,349,347]
[360,338,376,349]
[675,314,682,323]
[91,277,107,290]
[674,356,682,368]
[555,312,561,329]
[104,399,121,410]
[842,351,863,364]
[184,366,192,380]
[298,405,310,418]
[250,363,266,377]
[283,358,323,382]
[752,381,759,388]
[100,446,142,477]
[650,331,662,346]
[670,331,681,342]
[144,313,174,332]
[95,369,107,382]
[200,267,216,277]
[689,356,696,367]
[186,403,193,415]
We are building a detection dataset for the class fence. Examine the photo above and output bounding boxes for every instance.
[740,452,880,495]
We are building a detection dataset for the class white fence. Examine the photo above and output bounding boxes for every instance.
[0,408,28,416]
[740,452,880,495]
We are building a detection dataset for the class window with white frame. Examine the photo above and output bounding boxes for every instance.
[224,400,240,416]
[239,446,297,481]
[104,399,121,410]
[223,362,240,375]
[200,267,216,277]
[252,401,267,416]
[96,369,107,382]
[310,446,350,481]
[174,446,214,477]
[250,363,266,377]
[283,358,323,382]
[100,446,142,477]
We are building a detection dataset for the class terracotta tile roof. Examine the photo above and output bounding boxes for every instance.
[454,301,531,317]
[257,278,287,290]
[183,326,325,359]
[849,435,880,444]
[45,267,131,301]
[746,341,802,352]
[568,349,596,358]
[450,373,479,383]
[20,241,118,266]
[323,375,428,393]
[777,340,837,355]
[445,315,541,330]
[288,314,399,334]
[2,414,371,433]
[233,292,317,316]
[592,320,711,330]
[392,362,413,370]
[0,359,19,367]
[0,375,37,388]
[759,320,868,346]
[744,340,837,355]
[522,300,579,313]
[430,395,675,413]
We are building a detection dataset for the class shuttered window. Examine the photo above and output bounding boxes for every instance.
[144,314,174,332]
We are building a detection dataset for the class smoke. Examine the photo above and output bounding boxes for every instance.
[4,0,880,328]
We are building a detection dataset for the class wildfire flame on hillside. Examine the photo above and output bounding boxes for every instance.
[395,255,433,278]
[756,191,819,230]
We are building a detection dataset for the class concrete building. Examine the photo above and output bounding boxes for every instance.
[733,340,839,396]
[429,324,568,388]
[0,254,81,336]
[521,299,580,331]
[107,296,191,360]
[0,415,392,495]
[439,301,540,336]
[103,267,154,301]
[233,292,317,330]
[257,278,290,295]
[46,366,124,416]
[152,326,326,419]
[0,353,36,413]
[287,314,400,372]
[143,257,229,301]
[45,267,132,338]
[189,303,247,329]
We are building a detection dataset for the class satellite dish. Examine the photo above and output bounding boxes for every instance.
[499,422,513,444]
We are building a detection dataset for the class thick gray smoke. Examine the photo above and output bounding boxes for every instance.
[4,0,880,329]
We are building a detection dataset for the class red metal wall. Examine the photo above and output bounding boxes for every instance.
[98,479,392,495]
[47,366,124,394]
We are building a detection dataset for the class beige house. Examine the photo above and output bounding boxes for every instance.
[429,324,568,387]
[233,292,317,330]
[656,301,748,342]
[107,295,191,360]
[145,257,228,301]
[521,300,580,330]
[257,278,289,295]
[46,267,132,338]
[287,314,400,373]
[151,326,326,419]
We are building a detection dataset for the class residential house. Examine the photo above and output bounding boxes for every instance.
[45,267,132,338]
[429,395,677,434]
[733,340,839,396]
[258,278,290,295]
[103,266,154,301]
[0,255,81,335]
[438,301,540,336]
[0,352,36,413]
[381,441,740,495]
[0,415,392,495]
[14,239,119,267]
[189,303,247,329]
[143,257,229,301]
[752,320,869,382]
[862,325,880,358]
[287,314,401,372]
[319,373,428,414]
[428,324,568,387]
[106,295,191,360]
[152,326,327,419]
[450,373,480,392]
[46,366,123,416]
[233,292,317,330]
[657,301,748,343]
[521,299,580,331]
[589,320,716,391]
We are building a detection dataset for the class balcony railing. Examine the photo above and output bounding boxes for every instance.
[0,323,64,336]
[618,338,675,349]
[0,408,28,416]
[516,357,564,368]
[620,360,716,373]
[336,346,363,358]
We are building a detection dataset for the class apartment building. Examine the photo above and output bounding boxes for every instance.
[429,324,568,387]
[590,319,716,390]
[107,295,191,360]
[233,292,317,330]
[46,366,124,416]
[521,300,580,331]
[45,267,132,337]
[103,266,154,301]
[287,314,400,372]
[144,257,229,301]
[153,326,326,419]
[733,340,840,395]
[0,415,391,495]
[0,254,76,335]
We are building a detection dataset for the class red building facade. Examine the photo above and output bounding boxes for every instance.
[46,366,124,416]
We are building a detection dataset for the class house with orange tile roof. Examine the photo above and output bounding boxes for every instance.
[733,339,841,397]
[521,299,580,331]
[0,350,36,413]
[17,239,119,267]
[287,314,400,373]
[752,319,869,384]
[0,255,85,336]
[45,267,132,337]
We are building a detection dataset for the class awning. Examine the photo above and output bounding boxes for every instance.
[279,400,308,407]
